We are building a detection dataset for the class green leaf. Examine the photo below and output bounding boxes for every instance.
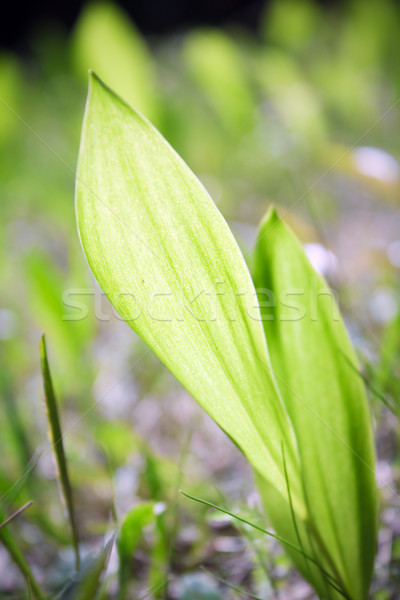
[117,503,157,596]
[71,2,158,124]
[183,29,254,136]
[253,207,377,600]
[74,538,114,600]
[263,0,318,51]
[75,73,304,514]
[26,251,93,395]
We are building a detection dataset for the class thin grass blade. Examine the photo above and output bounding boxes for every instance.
[39,334,80,572]
[0,505,45,600]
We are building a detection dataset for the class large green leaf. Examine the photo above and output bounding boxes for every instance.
[253,208,377,600]
[75,73,303,513]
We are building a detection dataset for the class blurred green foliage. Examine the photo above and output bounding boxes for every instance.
[0,0,399,597]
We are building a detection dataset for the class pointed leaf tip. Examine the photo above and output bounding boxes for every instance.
[262,205,279,229]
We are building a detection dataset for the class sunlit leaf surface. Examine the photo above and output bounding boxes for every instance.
[75,73,303,513]
[253,208,377,600]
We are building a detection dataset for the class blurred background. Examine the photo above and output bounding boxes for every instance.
[0,0,399,598]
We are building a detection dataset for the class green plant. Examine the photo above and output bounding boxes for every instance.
[75,73,377,599]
